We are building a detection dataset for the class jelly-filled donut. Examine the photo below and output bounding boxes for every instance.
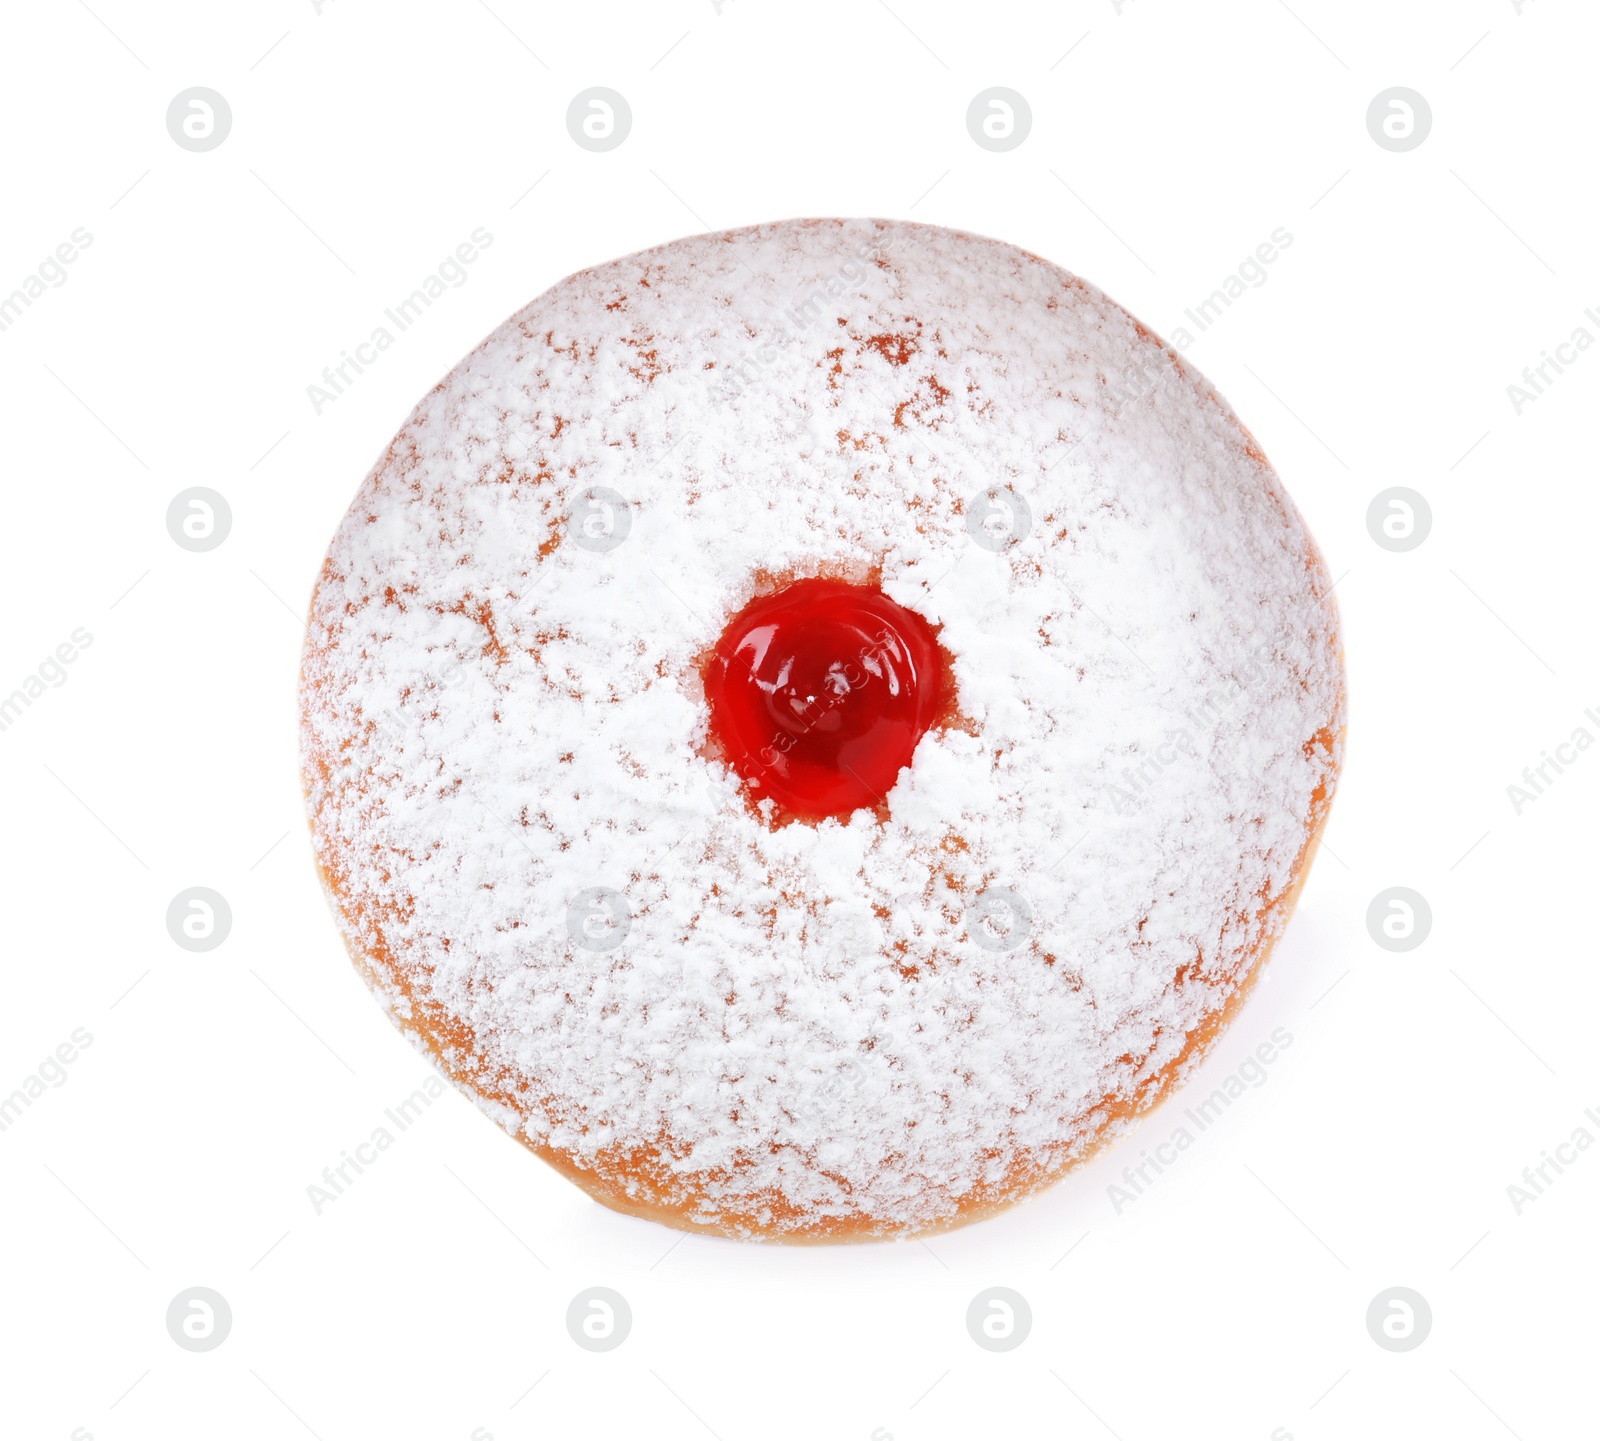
[300,218,1344,1241]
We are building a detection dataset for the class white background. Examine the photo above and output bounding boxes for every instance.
[1,1,1594,1437]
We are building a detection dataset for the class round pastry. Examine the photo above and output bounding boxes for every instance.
[299,218,1344,1241]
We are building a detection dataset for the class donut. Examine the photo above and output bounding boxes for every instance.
[299,218,1344,1241]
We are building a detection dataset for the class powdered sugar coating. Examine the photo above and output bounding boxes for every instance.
[300,219,1344,1239]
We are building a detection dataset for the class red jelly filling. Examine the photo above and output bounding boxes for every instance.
[704,579,947,822]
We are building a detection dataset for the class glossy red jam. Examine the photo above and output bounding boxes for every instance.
[704,579,946,822]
